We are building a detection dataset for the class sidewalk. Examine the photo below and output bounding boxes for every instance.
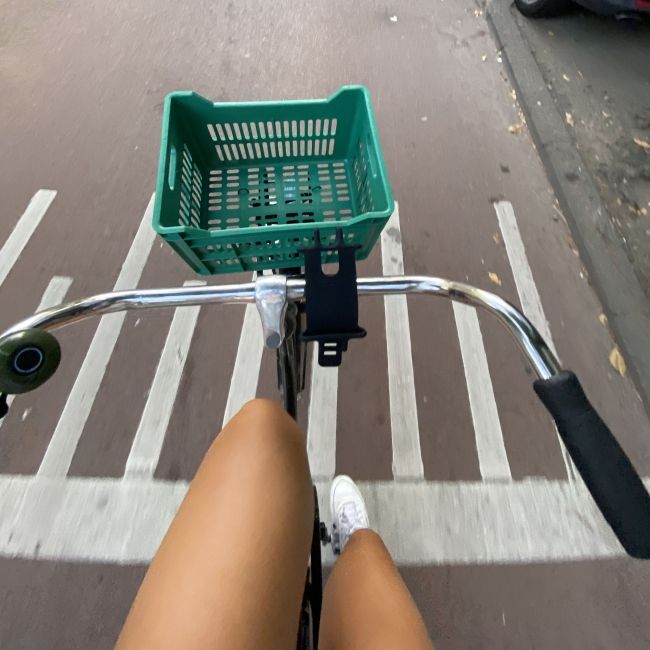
[487,0,650,413]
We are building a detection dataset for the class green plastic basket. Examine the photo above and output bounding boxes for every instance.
[153,86,394,275]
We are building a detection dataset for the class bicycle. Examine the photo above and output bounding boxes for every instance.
[1,87,649,649]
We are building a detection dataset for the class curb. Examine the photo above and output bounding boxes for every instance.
[486,0,650,415]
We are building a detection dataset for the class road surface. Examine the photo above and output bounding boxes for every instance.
[1,1,649,648]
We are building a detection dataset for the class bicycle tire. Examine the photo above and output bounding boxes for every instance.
[277,303,302,419]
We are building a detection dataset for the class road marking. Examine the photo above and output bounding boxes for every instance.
[381,204,424,479]
[0,474,644,564]
[37,194,157,477]
[494,200,575,479]
[0,474,187,563]
[307,345,338,480]
[0,190,57,288]
[453,302,511,480]
[0,275,73,430]
[36,276,74,312]
[222,302,264,426]
[494,201,556,351]
[124,280,205,480]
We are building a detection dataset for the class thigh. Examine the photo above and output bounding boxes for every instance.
[320,530,435,650]
[116,399,314,650]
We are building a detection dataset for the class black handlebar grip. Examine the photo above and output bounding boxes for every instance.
[534,371,650,559]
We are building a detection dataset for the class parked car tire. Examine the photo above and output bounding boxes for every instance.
[514,0,571,17]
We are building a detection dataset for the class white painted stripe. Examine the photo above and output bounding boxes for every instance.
[0,475,187,564]
[36,276,74,312]
[453,302,511,480]
[381,205,423,479]
[0,190,57,287]
[124,280,205,480]
[37,194,157,477]
[494,201,557,353]
[0,474,644,565]
[0,276,73,430]
[222,302,264,426]
[493,200,575,479]
[307,345,337,480]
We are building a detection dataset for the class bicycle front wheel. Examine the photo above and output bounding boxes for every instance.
[276,302,303,419]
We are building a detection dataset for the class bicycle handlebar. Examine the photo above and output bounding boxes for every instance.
[1,275,561,378]
[535,372,650,559]
[1,274,648,557]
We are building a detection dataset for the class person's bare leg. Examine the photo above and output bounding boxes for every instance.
[116,398,314,650]
[320,531,434,650]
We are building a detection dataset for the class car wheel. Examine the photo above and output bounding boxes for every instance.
[514,0,571,17]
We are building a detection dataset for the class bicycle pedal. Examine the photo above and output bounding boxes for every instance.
[330,526,341,555]
[319,521,332,546]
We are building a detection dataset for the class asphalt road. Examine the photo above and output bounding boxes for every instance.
[1,1,650,648]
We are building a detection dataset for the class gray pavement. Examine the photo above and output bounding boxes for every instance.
[499,2,650,411]
[518,8,650,296]
[488,0,650,416]
[1,1,650,648]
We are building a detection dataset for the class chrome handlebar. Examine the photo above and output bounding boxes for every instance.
[4,274,650,559]
[1,275,561,380]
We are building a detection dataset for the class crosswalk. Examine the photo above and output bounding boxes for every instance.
[381,210,423,479]
[0,190,641,565]
[124,280,205,480]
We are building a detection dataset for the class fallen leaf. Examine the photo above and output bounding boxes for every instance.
[389,14,398,22]
[562,73,571,82]
[602,110,611,118]
[481,54,487,62]
[488,272,502,286]
[508,123,524,135]
[564,234,578,256]
[634,137,650,151]
[548,30,555,36]
[598,313,608,326]
[609,346,626,376]
[492,232,501,245]
[565,112,575,127]
[420,116,428,122]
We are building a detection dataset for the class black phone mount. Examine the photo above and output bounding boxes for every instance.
[300,229,366,367]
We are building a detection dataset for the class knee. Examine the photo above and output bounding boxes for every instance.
[224,399,313,515]
[347,529,386,554]
[239,397,290,423]
[221,398,308,473]
[238,398,303,443]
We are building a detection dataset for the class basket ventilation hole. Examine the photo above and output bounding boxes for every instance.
[208,118,338,161]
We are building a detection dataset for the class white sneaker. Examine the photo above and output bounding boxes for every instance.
[330,475,370,554]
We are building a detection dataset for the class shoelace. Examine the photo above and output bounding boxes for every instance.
[338,501,363,535]
[334,501,366,551]
[332,497,368,554]
[333,501,365,554]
